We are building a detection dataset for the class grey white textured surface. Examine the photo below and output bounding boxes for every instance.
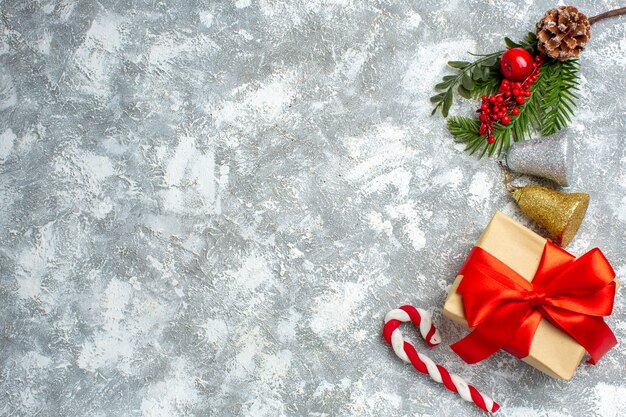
[0,0,625,416]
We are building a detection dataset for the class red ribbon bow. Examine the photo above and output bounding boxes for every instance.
[451,241,617,365]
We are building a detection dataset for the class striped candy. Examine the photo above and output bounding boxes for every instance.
[383,305,500,414]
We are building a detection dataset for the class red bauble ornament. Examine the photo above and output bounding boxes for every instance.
[500,48,534,81]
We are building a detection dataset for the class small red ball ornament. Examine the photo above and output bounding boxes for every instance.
[500,48,534,81]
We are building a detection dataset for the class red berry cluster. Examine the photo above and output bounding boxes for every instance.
[478,55,544,144]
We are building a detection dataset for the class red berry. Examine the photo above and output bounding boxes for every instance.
[516,96,525,105]
[534,56,541,62]
[489,96,497,104]
[482,95,488,101]
[512,107,520,115]
[487,136,496,144]
[492,114,499,120]
[502,115,511,124]
[479,124,487,135]
[496,96,504,103]
[535,70,541,75]
[480,114,488,122]
[483,108,491,115]
[501,48,534,81]
[481,103,489,111]
[524,90,531,97]
[513,82,522,89]
[512,88,521,96]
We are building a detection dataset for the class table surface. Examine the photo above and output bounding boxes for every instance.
[1,1,625,416]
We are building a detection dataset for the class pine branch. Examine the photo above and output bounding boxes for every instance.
[537,59,580,136]
[447,65,544,158]
[440,33,580,157]
[447,116,485,155]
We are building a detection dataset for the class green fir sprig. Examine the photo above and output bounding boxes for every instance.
[538,59,579,135]
[432,32,580,157]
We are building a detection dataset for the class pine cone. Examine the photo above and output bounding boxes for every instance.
[536,6,591,61]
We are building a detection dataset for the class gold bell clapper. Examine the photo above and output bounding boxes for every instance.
[510,184,589,247]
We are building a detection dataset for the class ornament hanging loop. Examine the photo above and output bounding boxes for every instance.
[499,161,518,193]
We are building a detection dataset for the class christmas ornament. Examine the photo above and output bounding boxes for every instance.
[507,182,589,246]
[503,132,572,187]
[383,305,500,413]
[431,6,626,157]
[500,47,534,81]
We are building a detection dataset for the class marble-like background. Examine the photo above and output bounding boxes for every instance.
[1,0,625,416]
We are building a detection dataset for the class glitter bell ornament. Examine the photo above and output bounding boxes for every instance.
[504,133,572,187]
[509,184,589,247]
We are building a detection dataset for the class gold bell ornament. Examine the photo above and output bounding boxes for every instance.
[504,174,589,247]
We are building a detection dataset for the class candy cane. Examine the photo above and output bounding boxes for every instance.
[383,305,500,414]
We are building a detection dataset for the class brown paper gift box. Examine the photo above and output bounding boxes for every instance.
[443,211,588,380]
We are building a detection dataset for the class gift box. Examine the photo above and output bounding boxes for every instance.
[443,211,617,380]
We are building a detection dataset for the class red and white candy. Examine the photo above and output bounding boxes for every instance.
[382,305,500,414]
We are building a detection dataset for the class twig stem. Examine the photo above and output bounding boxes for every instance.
[589,7,626,25]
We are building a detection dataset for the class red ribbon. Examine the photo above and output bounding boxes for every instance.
[450,241,617,365]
